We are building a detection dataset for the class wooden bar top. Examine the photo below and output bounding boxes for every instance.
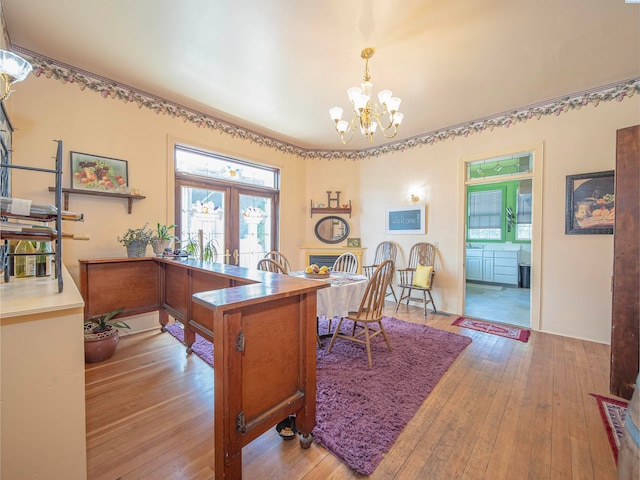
[78,256,329,313]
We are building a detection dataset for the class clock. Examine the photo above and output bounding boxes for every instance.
[347,238,361,248]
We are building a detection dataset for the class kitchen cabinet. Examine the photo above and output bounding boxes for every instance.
[466,248,519,285]
[493,251,519,285]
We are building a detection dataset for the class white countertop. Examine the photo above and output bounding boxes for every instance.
[0,266,84,318]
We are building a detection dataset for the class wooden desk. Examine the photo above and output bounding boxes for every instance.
[78,257,327,479]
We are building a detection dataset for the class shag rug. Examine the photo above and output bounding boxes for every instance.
[452,316,531,343]
[165,317,472,476]
[165,323,213,366]
[590,393,629,461]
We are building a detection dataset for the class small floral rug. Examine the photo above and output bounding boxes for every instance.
[590,393,629,461]
[452,316,531,342]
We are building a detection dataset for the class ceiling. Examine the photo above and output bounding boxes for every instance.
[3,0,639,152]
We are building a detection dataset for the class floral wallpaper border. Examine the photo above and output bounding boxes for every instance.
[15,46,640,162]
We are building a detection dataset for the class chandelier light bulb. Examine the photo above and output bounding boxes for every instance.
[329,107,343,122]
[329,47,403,145]
[0,49,33,101]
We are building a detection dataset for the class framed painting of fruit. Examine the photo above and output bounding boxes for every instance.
[70,151,129,194]
[565,170,614,235]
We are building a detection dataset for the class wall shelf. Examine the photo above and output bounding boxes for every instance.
[310,200,351,218]
[48,187,145,214]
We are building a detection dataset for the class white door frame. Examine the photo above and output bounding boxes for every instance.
[457,142,543,331]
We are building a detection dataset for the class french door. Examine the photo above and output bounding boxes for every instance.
[175,175,278,268]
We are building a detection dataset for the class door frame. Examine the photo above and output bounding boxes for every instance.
[457,142,544,331]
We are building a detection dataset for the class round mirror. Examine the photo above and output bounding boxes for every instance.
[314,216,350,244]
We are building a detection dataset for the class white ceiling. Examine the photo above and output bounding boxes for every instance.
[3,0,639,152]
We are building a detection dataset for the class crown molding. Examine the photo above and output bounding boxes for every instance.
[13,46,640,161]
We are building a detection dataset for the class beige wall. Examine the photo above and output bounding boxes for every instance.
[7,75,308,283]
[6,61,639,344]
[307,97,640,344]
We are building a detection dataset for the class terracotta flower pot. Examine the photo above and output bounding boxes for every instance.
[84,324,119,363]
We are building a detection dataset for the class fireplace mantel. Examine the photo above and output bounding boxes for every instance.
[299,246,366,273]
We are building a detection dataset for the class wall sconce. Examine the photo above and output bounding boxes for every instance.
[410,194,420,204]
[0,50,33,101]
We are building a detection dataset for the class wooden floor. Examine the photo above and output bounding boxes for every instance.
[85,303,620,479]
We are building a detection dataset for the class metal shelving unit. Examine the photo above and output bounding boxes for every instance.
[1,140,65,292]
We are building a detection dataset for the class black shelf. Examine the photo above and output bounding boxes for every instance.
[2,140,65,292]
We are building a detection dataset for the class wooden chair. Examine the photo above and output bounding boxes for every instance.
[327,259,394,368]
[263,250,291,274]
[362,241,398,302]
[256,258,287,274]
[332,252,358,274]
[395,242,437,317]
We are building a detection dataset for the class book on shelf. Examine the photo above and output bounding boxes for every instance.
[0,196,83,221]
[0,222,90,241]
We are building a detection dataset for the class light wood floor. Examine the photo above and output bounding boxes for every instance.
[85,303,620,479]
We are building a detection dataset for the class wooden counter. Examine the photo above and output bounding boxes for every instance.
[78,257,327,479]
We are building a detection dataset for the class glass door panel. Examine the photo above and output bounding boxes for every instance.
[179,185,227,262]
[236,193,273,268]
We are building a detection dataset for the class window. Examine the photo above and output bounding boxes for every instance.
[516,180,532,240]
[174,145,280,267]
[467,189,503,240]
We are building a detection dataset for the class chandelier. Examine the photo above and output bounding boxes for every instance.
[329,47,404,144]
[0,50,33,101]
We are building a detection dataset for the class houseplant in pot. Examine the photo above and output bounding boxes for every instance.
[151,222,177,256]
[117,223,153,257]
[84,307,129,363]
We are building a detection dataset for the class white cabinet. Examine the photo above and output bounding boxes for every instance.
[466,250,483,281]
[466,249,519,285]
[482,250,494,282]
[493,251,519,285]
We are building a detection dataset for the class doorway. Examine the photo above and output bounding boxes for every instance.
[459,145,543,330]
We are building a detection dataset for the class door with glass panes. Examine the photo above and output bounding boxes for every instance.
[176,180,277,267]
[174,146,279,268]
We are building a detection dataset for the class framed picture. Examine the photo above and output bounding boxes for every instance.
[386,205,426,235]
[347,237,361,248]
[70,151,129,194]
[565,170,615,235]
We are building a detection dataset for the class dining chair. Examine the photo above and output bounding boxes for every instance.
[395,242,437,317]
[327,259,394,368]
[256,258,287,274]
[263,250,291,274]
[362,241,398,302]
[332,252,358,274]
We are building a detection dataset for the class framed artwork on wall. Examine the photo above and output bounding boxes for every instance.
[347,237,361,247]
[385,205,426,234]
[565,170,615,235]
[70,151,129,194]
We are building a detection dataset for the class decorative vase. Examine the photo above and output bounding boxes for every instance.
[152,239,171,256]
[84,324,119,363]
[126,240,148,258]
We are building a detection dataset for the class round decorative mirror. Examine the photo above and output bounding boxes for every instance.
[314,216,350,244]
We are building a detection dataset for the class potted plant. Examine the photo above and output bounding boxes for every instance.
[183,235,219,261]
[84,307,130,363]
[151,222,177,256]
[117,223,153,257]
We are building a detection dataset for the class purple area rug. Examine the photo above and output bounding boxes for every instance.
[165,322,213,367]
[165,317,471,476]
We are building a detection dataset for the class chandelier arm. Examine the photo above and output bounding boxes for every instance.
[0,74,13,101]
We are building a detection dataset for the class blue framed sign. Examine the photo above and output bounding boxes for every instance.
[386,205,425,234]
